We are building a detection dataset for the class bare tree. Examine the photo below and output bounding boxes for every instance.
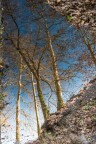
[2,0,50,120]
[16,57,22,144]
[80,29,96,66]
[31,73,41,136]
[27,0,66,110]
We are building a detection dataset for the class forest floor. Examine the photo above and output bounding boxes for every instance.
[31,78,96,144]
[48,0,96,33]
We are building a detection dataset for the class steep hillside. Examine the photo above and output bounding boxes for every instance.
[48,0,96,34]
[33,78,96,144]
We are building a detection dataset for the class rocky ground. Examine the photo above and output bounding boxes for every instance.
[29,78,96,144]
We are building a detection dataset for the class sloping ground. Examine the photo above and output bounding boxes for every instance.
[48,0,96,34]
[32,78,96,144]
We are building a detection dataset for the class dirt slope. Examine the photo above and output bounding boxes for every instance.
[33,78,96,144]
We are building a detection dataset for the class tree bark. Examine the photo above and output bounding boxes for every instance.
[31,73,41,136]
[16,58,22,144]
[36,76,50,120]
[4,9,49,121]
[45,22,65,110]
[12,36,49,120]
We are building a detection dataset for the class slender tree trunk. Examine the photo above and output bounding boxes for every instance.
[80,29,96,66]
[13,38,49,120]
[36,76,49,120]
[16,58,22,144]
[45,22,65,110]
[31,73,41,136]
[86,43,96,66]
[6,11,49,120]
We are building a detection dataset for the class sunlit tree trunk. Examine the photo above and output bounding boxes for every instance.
[14,47,50,120]
[31,73,41,136]
[16,58,22,144]
[7,12,49,121]
[36,75,50,120]
[44,20,65,110]
[13,46,49,120]
[2,1,49,121]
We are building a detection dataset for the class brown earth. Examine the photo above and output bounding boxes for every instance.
[48,0,96,34]
[30,78,96,144]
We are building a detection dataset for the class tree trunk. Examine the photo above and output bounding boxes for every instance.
[36,76,50,120]
[31,73,41,136]
[87,43,96,66]
[13,41,49,120]
[3,6,49,121]
[16,58,22,144]
[45,23,65,110]
[80,29,96,66]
